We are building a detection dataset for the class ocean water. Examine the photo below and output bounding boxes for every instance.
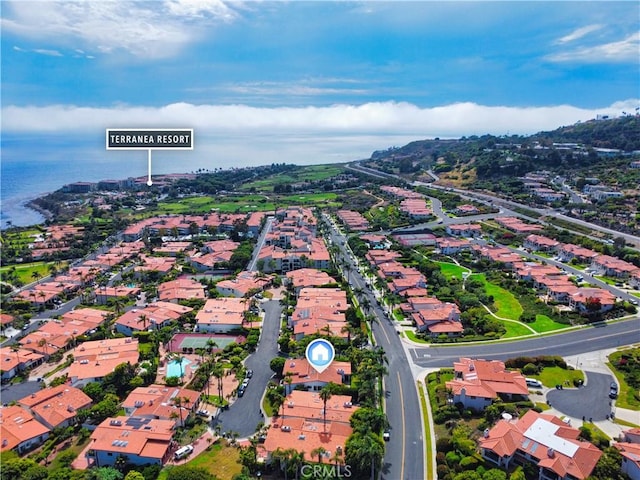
[0,132,417,229]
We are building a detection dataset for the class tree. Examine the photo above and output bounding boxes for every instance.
[270,356,286,376]
[124,472,146,480]
[319,382,338,431]
[345,431,384,480]
[311,446,328,464]
[168,352,185,380]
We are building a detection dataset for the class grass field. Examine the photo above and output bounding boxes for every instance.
[187,441,242,479]
[156,195,274,215]
[501,321,535,339]
[533,366,585,388]
[470,274,523,320]
[0,261,67,285]
[437,261,469,280]
[529,314,570,333]
[239,164,346,192]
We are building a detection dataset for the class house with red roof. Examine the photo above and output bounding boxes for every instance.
[115,303,191,336]
[18,385,92,429]
[195,297,247,333]
[262,390,357,465]
[523,234,560,253]
[286,268,336,294]
[122,385,201,421]
[446,358,529,410]
[216,271,273,297]
[446,223,482,238]
[569,288,616,314]
[0,405,50,454]
[86,416,175,467]
[590,255,640,279]
[158,277,206,303]
[283,358,351,395]
[479,410,602,480]
[0,347,45,381]
[68,338,139,388]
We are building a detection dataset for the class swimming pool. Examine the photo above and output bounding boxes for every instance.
[166,358,191,378]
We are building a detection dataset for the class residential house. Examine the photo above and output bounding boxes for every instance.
[446,358,528,411]
[18,385,92,429]
[615,441,640,480]
[590,255,640,279]
[479,410,602,480]
[523,234,560,253]
[68,338,139,388]
[158,277,206,303]
[216,271,273,297]
[86,416,175,467]
[283,358,351,395]
[122,385,201,421]
[262,390,358,464]
[0,405,50,454]
[286,268,336,294]
[0,347,45,381]
[569,288,616,314]
[195,297,247,333]
[446,223,482,238]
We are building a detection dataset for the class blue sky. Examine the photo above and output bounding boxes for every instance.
[1,1,639,169]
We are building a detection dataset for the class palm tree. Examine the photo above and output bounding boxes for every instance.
[173,396,185,427]
[319,383,337,431]
[168,352,185,381]
[331,446,344,469]
[31,271,42,285]
[138,314,148,331]
[37,338,49,357]
[212,363,225,403]
[311,446,327,464]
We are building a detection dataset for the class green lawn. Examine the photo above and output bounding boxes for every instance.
[0,261,67,285]
[156,195,274,215]
[436,261,469,280]
[532,366,585,388]
[239,164,346,192]
[184,441,243,479]
[529,314,570,333]
[470,274,523,320]
[501,321,535,339]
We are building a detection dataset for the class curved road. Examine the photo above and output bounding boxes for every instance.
[409,317,640,369]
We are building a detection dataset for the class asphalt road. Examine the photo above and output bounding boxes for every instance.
[326,216,424,480]
[546,371,614,422]
[409,317,640,369]
[213,299,282,438]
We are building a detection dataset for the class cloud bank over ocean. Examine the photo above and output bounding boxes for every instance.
[4,100,638,140]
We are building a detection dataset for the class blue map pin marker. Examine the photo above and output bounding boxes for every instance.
[305,338,335,374]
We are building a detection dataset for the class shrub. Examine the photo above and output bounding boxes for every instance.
[460,456,479,469]
[522,363,538,375]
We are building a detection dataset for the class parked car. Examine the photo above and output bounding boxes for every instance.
[383,431,390,441]
[197,409,210,417]
[609,382,618,399]
[237,387,245,397]
[246,369,253,378]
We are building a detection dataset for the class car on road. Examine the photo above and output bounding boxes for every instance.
[383,431,390,441]
[246,369,253,378]
[609,382,618,399]
[242,378,250,388]
[237,387,245,397]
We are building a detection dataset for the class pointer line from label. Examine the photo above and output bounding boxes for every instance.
[147,150,153,186]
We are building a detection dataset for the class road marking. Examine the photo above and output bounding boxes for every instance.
[397,371,406,480]
[380,320,392,344]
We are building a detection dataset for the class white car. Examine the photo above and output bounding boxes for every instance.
[383,431,390,441]
[197,409,210,417]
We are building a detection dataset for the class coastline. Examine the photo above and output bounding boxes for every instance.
[26,197,54,222]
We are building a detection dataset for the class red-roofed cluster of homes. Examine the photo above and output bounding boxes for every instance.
[258,207,330,273]
[336,209,370,231]
[366,249,463,337]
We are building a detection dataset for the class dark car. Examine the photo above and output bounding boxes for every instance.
[609,382,619,398]
[246,369,253,378]
[237,387,245,397]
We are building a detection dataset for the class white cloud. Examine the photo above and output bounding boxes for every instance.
[556,24,602,44]
[33,48,63,57]
[3,100,639,139]
[547,31,640,63]
[1,0,240,59]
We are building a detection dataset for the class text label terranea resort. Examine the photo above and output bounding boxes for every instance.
[106,129,194,150]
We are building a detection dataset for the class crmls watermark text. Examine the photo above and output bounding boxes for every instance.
[300,464,352,478]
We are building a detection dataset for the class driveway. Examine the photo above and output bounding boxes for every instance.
[212,298,282,438]
[546,370,615,421]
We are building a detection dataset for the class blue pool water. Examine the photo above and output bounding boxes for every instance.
[167,358,191,378]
